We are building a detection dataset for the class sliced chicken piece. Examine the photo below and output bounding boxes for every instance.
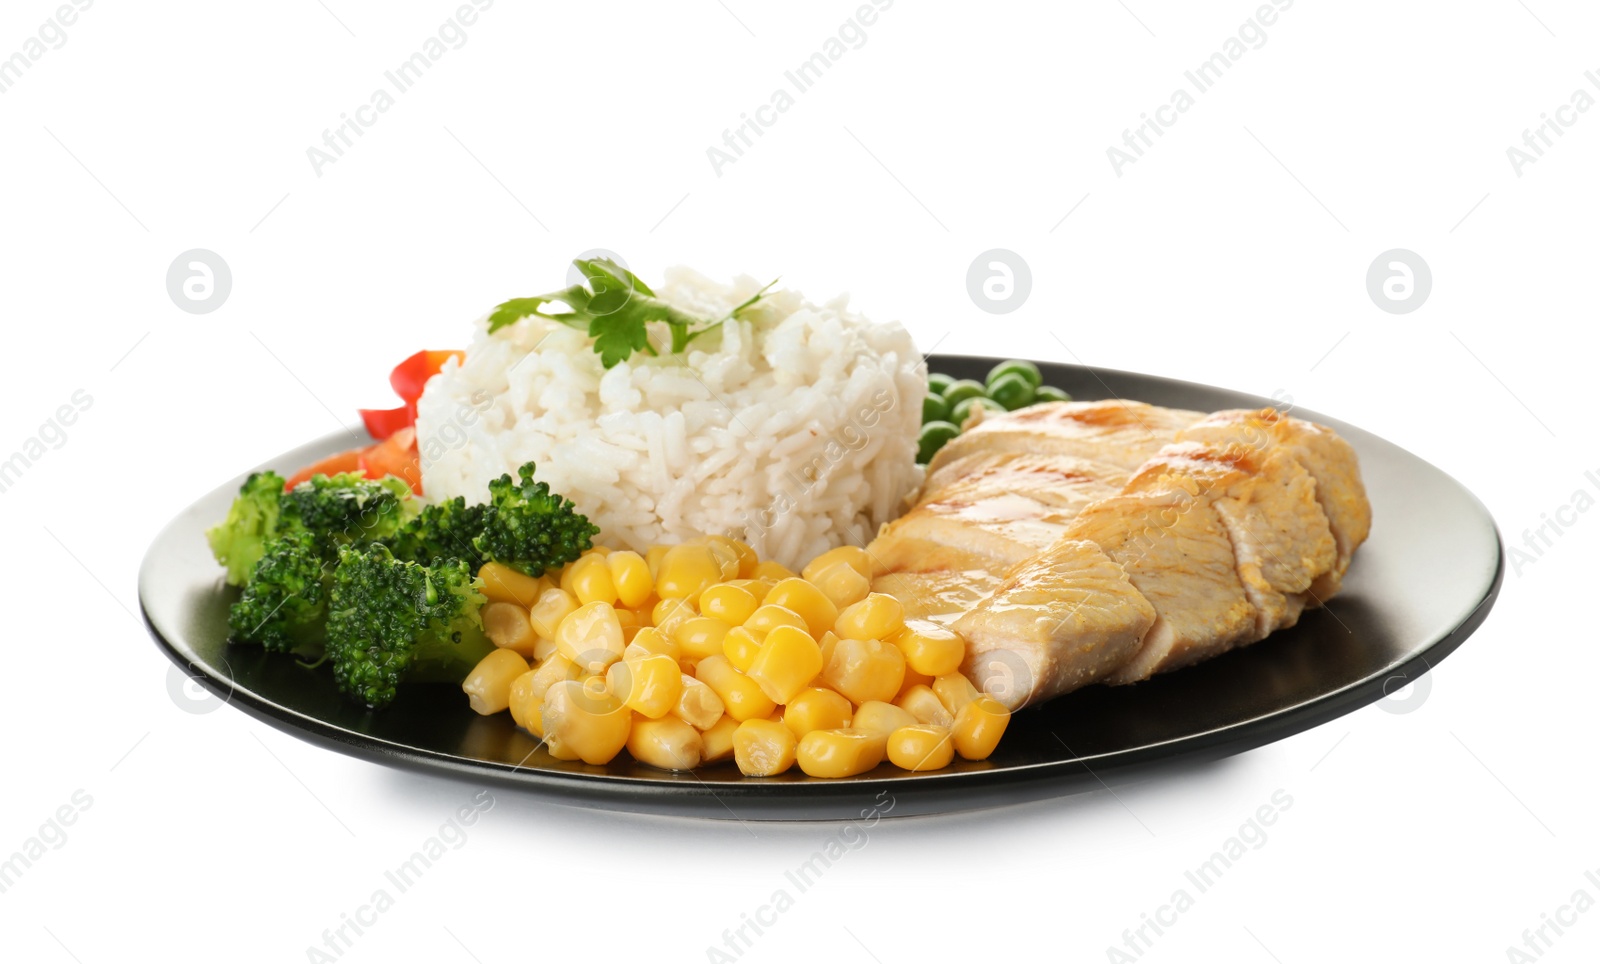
[1177,409,1371,599]
[952,538,1156,709]
[1125,441,1336,640]
[871,569,1003,629]
[920,451,1131,506]
[926,400,1206,477]
[1064,488,1258,684]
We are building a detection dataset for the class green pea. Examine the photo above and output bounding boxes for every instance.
[1034,385,1071,404]
[942,379,988,406]
[922,392,951,424]
[986,372,1036,411]
[986,359,1042,391]
[927,372,956,396]
[917,421,962,464]
[951,395,1006,425]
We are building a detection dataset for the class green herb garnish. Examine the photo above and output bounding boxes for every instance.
[488,259,778,368]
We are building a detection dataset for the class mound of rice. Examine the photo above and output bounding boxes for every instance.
[415,267,926,570]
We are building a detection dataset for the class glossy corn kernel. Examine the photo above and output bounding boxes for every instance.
[896,684,955,727]
[781,688,853,739]
[851,700,919,739]
[674,616,731,661]
[699,583,759,626]
[541,679,633,765]
[796,727,885,778]
[699,715,740,764]
[933,672,980,717]
[744,604,807,638]
[820,636,906,705]
[651,597,697,637]
[752,559,796,582]
[607,653,684,719]
[644,545,670,580]
[673,674,726,729]
[533,636,559,662]
[835,592,906,641]
[655,543,721,601]
[568,553,619,606]
[462,649,530,715]
[527,653,581,700]
[802,545,872,582]
[763,578,839,637]
[528,587,580,640]
[584,545,612,556]
[507,671,542,735]
[721,626,763,672]
[733,719,798,776]
[809,561,871,609]
[626,716,702,771]
[700,537,742,582]
[891,620,965,676]
[478,562,547,607]
[887,724,954,771]
[746,625,823,704]
[555,601,626,674]
[604,550,653,608]
[557,562,576,596]
[624,626,681,663]
[695,655,777,722]
[703,535,757,578]
[952,695,1010,760]
[482,602,538,658]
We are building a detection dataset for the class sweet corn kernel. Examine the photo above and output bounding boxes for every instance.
[695,655,777,722]
[896,684,955,727]
[528,587,580,639]
[763,578,839,637]
[527,653,581,700]
[809,561,871,609]
[699,715,740,764]
[835,593,905,641]
[746,625,823,704]
[721,626,762,672]
[626,716,702,771]
[607,653,684,719]
[655,543,721,601]
[746,578,777,601]
[557,562,576,596]
[604,550,654,608]
[744,604,807,638]
[555,601,626,674]
[752,559,796,582]
[933,672,980,717]
[541,679,633,765]
[585,545,612,556]
[674,616,732,661]
[462,649,530,715]
[673,674,726,730]
[733,719,798,776]
[533,637,559,662]
[887,724,954,771]
[851,700,918,738]
[952,695,1010,761]
[781,688,853,739]
[702,535,757,578]
[478,562,547,607]
[796,727,885,778]
[624,626,681,663]
[820,636,906,705]
[699,583,759,626]
[482,602,538,658]
[891,620,965,676]
[568,553,619,606]
[802,545,872,582]
[645,545,670,580]
[651,597,697,637]
[700,537,742,581]
[508,671,542,735]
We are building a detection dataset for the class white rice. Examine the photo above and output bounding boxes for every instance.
[414,267,926,570]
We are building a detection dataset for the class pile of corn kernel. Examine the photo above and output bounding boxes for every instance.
[459,537,1011,777]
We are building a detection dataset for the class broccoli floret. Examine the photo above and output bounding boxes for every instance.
[473,462,598,576]
[280,472,419,546]
[227,531,331,656]
[389,496,490,571]
[207,471,288,587]
[324,544,492,709]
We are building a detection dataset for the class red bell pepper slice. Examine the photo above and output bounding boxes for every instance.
[358,404,413,441]
[389,350,464,409]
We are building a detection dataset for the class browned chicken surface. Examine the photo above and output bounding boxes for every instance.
[867,400,1370,709]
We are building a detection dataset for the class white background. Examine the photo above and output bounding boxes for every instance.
[1,1,1594,961]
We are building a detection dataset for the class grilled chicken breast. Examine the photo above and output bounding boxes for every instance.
[866,400,1370,709]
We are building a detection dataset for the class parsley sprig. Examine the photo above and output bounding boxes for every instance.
[488,259,778,368]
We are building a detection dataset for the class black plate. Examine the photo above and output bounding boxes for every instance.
[139,356,1502,820]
